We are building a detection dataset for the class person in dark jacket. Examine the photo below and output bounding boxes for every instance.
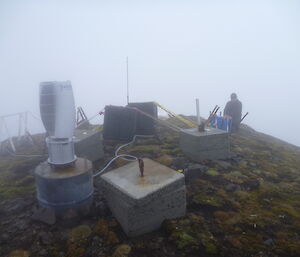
[224,93,242,132]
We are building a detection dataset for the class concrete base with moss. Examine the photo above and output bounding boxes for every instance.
[99,158,186,237]
[180,127,230,161]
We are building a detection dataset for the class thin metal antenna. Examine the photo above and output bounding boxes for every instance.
[126,56,129,105]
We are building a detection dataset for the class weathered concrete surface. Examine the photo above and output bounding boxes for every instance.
[180,127,230,161]
[99,158,186,237]
[74,127,104,162]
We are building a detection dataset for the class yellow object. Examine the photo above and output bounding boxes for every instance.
[155,102,197,128]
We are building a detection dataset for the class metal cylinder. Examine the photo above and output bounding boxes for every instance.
[34,158,93,214]
[46,137,76,165]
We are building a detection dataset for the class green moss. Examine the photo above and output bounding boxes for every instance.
[8,250,30,257]
[0,184,35,200]
[164,216,217,254]
[67,225,92,257]
[205,242,218,254]
[112,244,132,257]
[68,225,92,244]
[128,145,160,154]
[193,193,224,207]
[155,154,173,166]
[0,156,44,200]
[175,232,199,250]
[161,148,182,156]
[94,218,120,246]
[205,169,219,176]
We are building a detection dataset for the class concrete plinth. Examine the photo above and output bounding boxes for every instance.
[99,158,186,237]
[180,127,230,161]
[74,127,104,162]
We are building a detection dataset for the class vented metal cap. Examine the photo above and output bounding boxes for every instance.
[40,81,76,138]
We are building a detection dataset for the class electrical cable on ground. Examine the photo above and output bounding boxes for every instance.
[93,135,155,177]
[92,154,137,177]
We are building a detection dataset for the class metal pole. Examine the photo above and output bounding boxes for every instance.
[18,113,23,140]
[3,118,16,152]
[0,118,3,149]
[240,112,249,122]
[126,56,129,105]
[24,111,28,133]
[196,99,200,126]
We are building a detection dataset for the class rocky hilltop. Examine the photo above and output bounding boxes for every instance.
[0,121,300,257]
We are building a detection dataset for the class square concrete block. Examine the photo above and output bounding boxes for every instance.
[180,127,230,161]
[99,158,186,237]
[74,127,104,162]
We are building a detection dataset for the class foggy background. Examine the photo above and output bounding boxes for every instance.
[0,0,299,145]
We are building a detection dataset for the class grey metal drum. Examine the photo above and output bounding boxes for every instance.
[34,158,93,214]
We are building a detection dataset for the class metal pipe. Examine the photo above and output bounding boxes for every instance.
[241,112,249,122]
[18,113,23,140]
[24,111,28,133]
[3,119,16,153]
[196,98,200,126]
[126,56,129,105]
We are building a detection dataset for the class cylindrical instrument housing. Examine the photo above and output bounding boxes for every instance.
[34,158,93,214]
[46,137,76,165]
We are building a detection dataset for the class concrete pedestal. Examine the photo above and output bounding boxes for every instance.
[99,158,186,237]
[180,127,230,161]
[74,127,104,162]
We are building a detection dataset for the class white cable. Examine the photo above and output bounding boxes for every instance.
[93,135,155,177]
[93,154,137,177]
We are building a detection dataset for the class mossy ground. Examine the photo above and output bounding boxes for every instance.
[1,123,300,257]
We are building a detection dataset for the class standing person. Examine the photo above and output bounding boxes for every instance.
[224,93,242,132]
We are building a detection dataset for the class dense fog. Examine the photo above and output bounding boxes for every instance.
[0,0,299,145]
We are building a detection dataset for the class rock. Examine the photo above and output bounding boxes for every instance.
[242,179,260,191]
[38,249,47,256]
[172,157,189,169]
[271,156,282,162]
[60,208,80,227]
[6,198,30,214]
[225,183,241,192]
[264,238,275,246]
[0,233,10,243]
[249,162,257,167]
[230,156,243,165]
[38,231,53,245]
[188,163,209,172]
[215,160,232,170]
[15,218,30,230]
[112,244,131,257]
[185,163,209,182]
[31,206,56,225]
[93,200,110,217]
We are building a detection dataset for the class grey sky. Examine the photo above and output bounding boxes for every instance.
[0,0,300,145]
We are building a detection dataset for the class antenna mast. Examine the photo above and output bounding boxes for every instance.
[126,56,129,105]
